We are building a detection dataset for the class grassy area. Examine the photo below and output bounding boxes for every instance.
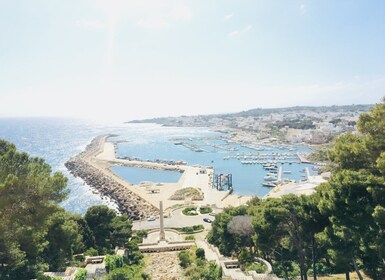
[169,187,204,200]
[184,235,195,240]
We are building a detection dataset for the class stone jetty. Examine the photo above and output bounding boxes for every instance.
[65,135,158,220]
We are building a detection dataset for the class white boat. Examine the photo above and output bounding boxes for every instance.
[262,182,277,187]
[264,175,277,181]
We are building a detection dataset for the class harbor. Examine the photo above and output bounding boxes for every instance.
[114,129,316,197]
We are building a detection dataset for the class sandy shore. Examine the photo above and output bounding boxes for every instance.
[68,134,252,216]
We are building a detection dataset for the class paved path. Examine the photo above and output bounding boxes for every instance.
[195,240,220,264]
[133,208,216,230]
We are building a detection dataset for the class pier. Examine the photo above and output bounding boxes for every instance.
[277,167,282,185]
[297,153,312,163]
[305,167,310,179]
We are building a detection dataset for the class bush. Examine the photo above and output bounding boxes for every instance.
[185,235,195,240]
[84,247,98,256]
[179,224,204,233]
[105,254,124,273]
[196,248,205,259]
[73,254,85,262]
[245,262,266,273]
[74,268,87,280]
[182,207,198,216]
[199,207,213,214]
[106,265,145,280]
[178,251,192,268]
[238,249,253,265]
[135,230,148,239]
[133,230,148,243]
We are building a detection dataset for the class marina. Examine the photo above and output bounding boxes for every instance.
[114,128,316,197]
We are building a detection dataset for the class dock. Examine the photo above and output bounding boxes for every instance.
[277,167,282,185]
[305,167,310,179]
[297,153,312,163]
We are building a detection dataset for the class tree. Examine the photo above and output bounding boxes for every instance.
[196,248,205,260]
[105,255,124,273]
[84,206,133,254]
[207,206,249,256]
[0,139,69,279]
[70,215,96,250]
[84,205,116,253]
[327,133,371,171]
[42,209,84,271]
[111,215,133,247]
[179,251,192,268]
[227,215,254,237]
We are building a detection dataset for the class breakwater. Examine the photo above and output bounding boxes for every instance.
[65,135,158,220]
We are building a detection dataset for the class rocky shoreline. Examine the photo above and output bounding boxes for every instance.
[65,136,158,220]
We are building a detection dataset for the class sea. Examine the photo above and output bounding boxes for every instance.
[0,118,315,214]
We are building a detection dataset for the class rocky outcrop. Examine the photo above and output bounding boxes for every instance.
[65,136,158,220]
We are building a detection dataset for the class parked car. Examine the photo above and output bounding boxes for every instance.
[147,216,156,221]
[203,218,212,223]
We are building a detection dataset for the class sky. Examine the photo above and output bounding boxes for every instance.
[1,0,385,121]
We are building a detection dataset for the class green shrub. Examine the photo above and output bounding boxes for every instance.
[84,248,98,256]
[196,248,205,259]
[105,254,124,273]
[74,268,87,280]
[179,224,204,233]
[106,265,144,280]
[185,235,195,240]
[178,251,192,268]
[238,249,253,265]
[192,225,203,231]
[199,207,213,214]
[245,262,266,273]
[182,207,198,216]
[74,254,85,262]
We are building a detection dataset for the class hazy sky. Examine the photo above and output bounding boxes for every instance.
[1,1,385,121]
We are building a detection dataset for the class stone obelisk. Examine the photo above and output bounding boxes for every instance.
[159,201,165,241]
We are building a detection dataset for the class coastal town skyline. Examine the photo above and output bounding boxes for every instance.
[1,1,384,121]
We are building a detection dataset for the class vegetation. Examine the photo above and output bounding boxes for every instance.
[268,118,316,130]
[207,98,385,280]
[308,145,332,163]
[170,187,204,200]
[0,139,145,279]
[185,235,196,240]
[199,207,213,214]
[183,207,199,216]
[178,247,222,280]
[178,225,204,234]
[245,262,266,273]
[105,265,150,280]
[74,268,87,280]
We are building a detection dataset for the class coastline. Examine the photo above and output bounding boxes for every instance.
[65,135,158,220]
[65,134,252,220]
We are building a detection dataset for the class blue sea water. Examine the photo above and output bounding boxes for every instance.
[0,118,126,214]
[112,166,182,184]
[0,118,316,214]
